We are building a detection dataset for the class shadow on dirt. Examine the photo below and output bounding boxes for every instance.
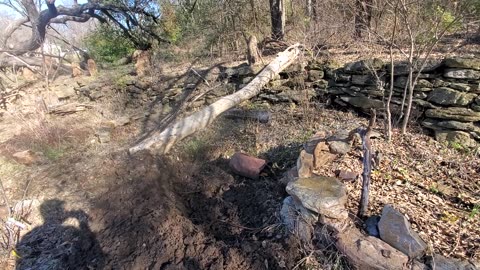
[83,151,302,269]
[15,199,105,270]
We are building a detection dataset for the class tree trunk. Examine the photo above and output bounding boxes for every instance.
[246,35,261,66]
[129,44,302,154]
[306,0,317,21]
[270,0,286,40]
[354,0,373,39]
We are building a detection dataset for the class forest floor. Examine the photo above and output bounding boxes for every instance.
[0,56,479,269]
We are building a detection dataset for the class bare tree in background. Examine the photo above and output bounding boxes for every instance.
[0,0,169,67]
[270,0,286,40]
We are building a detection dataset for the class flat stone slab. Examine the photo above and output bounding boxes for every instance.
[425,108,480,122]
[286,176,347,219]
[427,87,477,106]
[378,205,427,258]
[444,69,480,80]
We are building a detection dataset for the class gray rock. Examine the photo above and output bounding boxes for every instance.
[365,215,381,237]
[55,86,76,100]
[344,58,384,74]
[427,87,477,106]
[444,69,480,80]
[328,141,351,155]
[325,87,346,95]
[297,150,314,178]
[476,96,480,105]
[280,196,317,243]
[427,254,479,270]
[414,92,428,99]
[425,107,480,122]
[237,65,263,77]
[378,205,427,258]
[416,79,433,88]
[351,74,380,86]
[394,77,409,88]
[242,76,253,84]
[286,176,348,220]
[95,127,112,143]
[413,99,438,109]
[268,79,289,88]
[337,227,427,270]
[443,57,480,70]
[435,130,477,148]
[308,69,324,81]
[312,79,328,89]
[339,95,384,110]
[472,103,480,112]
[283,88,316,103]
[433,78,448,88]
[422,118,480,136]
[449,83,472,92]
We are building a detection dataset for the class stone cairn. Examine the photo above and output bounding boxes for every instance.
[278,130,479,270]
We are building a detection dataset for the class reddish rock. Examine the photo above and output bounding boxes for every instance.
[297,150,314,178]
[229,153,266,179]
[313,142,336,169]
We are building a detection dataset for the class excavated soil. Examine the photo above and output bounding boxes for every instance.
[87,152,302,270]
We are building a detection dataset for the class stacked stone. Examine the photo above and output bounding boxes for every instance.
[318,57,480,147]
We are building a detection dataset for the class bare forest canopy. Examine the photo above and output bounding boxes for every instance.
[0,0,479,63]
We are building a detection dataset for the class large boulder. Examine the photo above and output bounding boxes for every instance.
[378,205,427,258]
[425,107,480,122]
[286,176,348,220]
[427,87,477,106]
[426,254,480,270]
[443,57,480,70]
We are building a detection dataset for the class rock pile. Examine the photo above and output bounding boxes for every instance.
[279,130,479,269]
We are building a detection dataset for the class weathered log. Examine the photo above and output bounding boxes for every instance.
[129,44,301,154]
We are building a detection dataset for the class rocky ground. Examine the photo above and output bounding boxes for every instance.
[0,57,478,269]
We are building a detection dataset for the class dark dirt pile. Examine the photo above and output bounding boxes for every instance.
[88,152,302,269]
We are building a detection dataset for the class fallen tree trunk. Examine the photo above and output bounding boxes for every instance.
[129,43,301,154]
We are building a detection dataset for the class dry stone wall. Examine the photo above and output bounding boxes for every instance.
[229,57,480,147]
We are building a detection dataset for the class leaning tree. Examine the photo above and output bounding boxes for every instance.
[0,0,170,67]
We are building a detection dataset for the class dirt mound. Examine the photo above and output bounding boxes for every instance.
[89,153,302,269]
